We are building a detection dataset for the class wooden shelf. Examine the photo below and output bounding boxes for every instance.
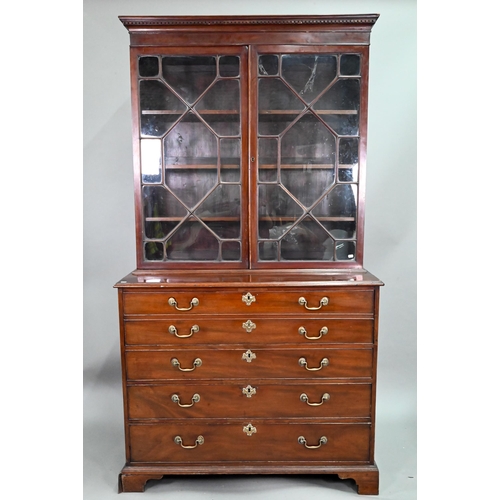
[146,216,240,222]
[163,163,355,170]
[142,109,357,115]
[142,110,239,115]
[259,109,358,115]
[146,216,354,222]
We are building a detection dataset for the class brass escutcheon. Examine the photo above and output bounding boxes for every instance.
[242,292,256,306]
[242,349,256,363]
[242,385,257,398]
[242,320,256,333]
[243,423,257,436]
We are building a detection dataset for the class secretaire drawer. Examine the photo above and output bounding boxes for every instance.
[128,382,372,419]
[129,421,371,463]
[125,347,373,380]
[124,317,374,345]
[122,288,375,316]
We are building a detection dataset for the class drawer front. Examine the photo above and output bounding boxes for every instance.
[125,347,373,380]
[128,382,372,419]
[124,318,374,345]
[122,289,374,316]
[129,421,371,463]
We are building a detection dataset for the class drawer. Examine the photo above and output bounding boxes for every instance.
[122,289,374,316]
[124,317,374,345]
[129,421,371,463]
[128,382,372,419]
[125,347,373,380]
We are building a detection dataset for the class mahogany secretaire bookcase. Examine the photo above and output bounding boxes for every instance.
[115,14,383,495]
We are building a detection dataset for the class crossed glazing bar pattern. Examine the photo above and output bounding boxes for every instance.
[137,55,242,262]
[257,53,361,262]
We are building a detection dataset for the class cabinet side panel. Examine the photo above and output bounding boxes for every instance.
[118,289,131,462]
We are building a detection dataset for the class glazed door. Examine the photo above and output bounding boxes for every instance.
[250,46,368,268]
[133,47,249,268]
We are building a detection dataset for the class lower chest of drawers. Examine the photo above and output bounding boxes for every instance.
[116,280,381,493]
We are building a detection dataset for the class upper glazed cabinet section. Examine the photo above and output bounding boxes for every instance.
[120,15,378,270]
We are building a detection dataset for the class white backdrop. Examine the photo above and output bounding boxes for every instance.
[83,1,416,498]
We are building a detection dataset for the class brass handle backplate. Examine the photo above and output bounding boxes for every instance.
[298,357,329,371]
[298,435,327,449]
[298,326,328,340]
[171,393,201,407]
[168,297,199,311]
[298,296,329,311]
[300,392,330,406]
[171,357,202,371]
[169,324,199,338]
[174,435,204,449]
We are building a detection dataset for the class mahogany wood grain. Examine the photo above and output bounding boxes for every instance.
[127,381,372,419]
[128,421,371,463]
[117,13,381,496]
[122,288,374,315]
[125,346,373,381]
[124,317,374,345]
[118,464,379,495]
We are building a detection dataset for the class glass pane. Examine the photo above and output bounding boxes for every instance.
[280,216,332,261]
[166,219,219,261]
[139,53,243,265]
[145,241,164,261]
[163,114,218,208]
[140,80,186,137]
[140,139,162,183]
[258,78,305,135]
[336,240,356,261]
[259,138,278,182]
[196,80,240,137]
[259,241,278,260]
[340,54,361,76]
[282,54,337,102]
[143,185,188,239]
[195,184,241,238]
[259,55,279,76]
[314,79,360,135]
[219,56,239,77]
[258,185,303,239]
[255,51,360,264]
[339,138,359,164]
[339,137,359,182]
[221,241,240,261]
[221,139,241,182]
[281,113,336,207]
[312,184,357,218]
[162,56,217,104]
[139,56,160,77]
[140,80,186,111]
[338,167,358,182]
